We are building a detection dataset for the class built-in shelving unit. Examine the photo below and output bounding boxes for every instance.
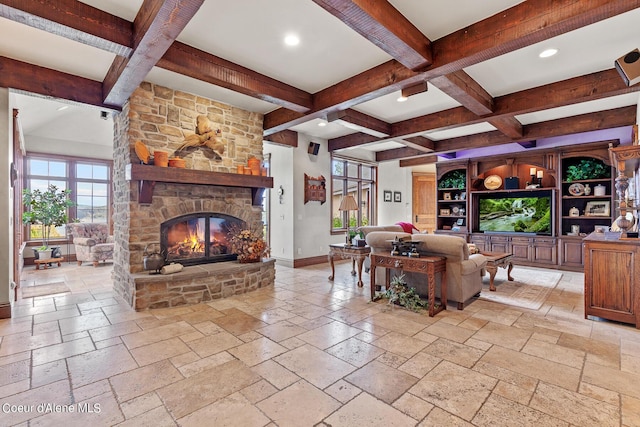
[435,162,468,237]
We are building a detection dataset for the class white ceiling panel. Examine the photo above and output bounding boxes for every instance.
[354,83,461,123]
[289,119,357,140]
[466,8,640,97]
[0,17,115,81]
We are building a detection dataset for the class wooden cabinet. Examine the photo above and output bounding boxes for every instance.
[436,163,468,237]
[559,237,584,269]
[583,233,640,328]
[304,174,326,204]
[470,233,557,267]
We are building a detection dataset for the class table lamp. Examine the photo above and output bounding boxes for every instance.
[338,195,359,245]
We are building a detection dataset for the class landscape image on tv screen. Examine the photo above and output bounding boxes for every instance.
[479,196,551,234]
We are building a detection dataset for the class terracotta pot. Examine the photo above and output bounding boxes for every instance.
[154,151,168,167]
[168,157,185,168]
[237,165,245,174]
[247,157,261,175]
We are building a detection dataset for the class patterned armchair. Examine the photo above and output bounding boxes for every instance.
[67,223,114,267]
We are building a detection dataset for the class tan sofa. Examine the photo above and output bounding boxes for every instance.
[364,230,487,310]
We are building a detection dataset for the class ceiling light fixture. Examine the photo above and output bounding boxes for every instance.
[56,105,69,111]
[318,120,327,127]
[539,48,558,58]
[397,95,408,102]
[284,34,300,46]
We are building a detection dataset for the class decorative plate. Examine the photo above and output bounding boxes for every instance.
[568,183,585,196]
[452,206,460,215]
[134,140,150,164]
[483,174,502,190]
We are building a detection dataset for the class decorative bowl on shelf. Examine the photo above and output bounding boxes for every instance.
[568,183,585,196]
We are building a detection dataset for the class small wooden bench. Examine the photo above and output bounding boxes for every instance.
[34,257,64,270]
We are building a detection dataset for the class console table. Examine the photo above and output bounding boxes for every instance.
[370,253,447,317]
[328,243,371,287]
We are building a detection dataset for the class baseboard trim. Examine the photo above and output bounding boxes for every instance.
[0,302,11,319]
[293,255,330,268]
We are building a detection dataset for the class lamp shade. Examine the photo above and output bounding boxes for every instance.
[338,195,358,211]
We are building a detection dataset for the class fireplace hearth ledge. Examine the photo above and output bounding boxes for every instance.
[131,258,276,311]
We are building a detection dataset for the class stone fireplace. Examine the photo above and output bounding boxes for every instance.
[161,212,243,266]
[112,82,275,310]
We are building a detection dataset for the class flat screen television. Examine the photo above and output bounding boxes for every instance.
[473,189,554,235]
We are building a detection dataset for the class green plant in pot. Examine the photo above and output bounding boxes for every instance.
[374,274,427,312]
[22,184,74,259]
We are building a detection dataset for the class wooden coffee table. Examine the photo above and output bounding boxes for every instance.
[34,257,64,270]
[480,251,513,291]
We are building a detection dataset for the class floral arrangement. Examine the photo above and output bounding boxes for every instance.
[228,226,268,263]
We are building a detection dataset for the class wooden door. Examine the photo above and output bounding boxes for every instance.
[412,172,436,233]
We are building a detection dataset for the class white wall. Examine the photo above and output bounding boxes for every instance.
[377,160,414,225]
[265,134,343,266]
[25,135,113,160]
[0,88,13,307]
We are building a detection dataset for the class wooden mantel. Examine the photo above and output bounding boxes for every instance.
[125,163,273,205]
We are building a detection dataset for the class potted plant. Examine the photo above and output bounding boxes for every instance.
[374,274,427,312]
[22,184,74,259]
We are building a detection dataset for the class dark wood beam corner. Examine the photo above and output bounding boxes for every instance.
[402,136,435,151]
[311,0,432,70]
[401,81,428,98]
[517,140,537,149]
[327,108,391,137]
[440,152,457,159]
[328,132,380,151]
[489,116,523,139]
[429,70,493,116]
[102,0,204,106]
[263,129,298,148]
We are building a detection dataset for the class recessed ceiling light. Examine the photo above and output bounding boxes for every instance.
[284,34,300,46]
[539,48,558,58]
[397,95,408,102]
[56,105,69,111]
[318,121,327,127]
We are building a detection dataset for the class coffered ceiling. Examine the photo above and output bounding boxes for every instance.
[1,0,639,163]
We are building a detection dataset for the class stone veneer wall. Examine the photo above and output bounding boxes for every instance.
[112,82,268,308]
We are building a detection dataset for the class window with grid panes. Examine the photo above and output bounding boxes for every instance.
[331,157,377,234]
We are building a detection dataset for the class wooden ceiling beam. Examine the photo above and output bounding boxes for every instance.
[328,132,381,151]
[263,130,298,148]
[103,0,204,106]
[264,0,634,134]
[390,68,639,139]
[376,147,431,162]
[327,109,391,137]
[311,0,432,70]
[429,71,493,115]
[0,56,114,110]
[399,156,439,167]
[0,0,313,113]
[400,136,435,152]
[0,0,132,56]
[160,42,314,114]
[384,105,637,162]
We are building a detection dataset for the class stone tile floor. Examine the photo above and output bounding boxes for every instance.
[1,260,639,426]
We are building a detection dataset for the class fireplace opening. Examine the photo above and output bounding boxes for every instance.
[161,213,245,266]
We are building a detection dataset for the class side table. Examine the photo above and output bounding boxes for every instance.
[328,243,371,287]
[479,251,514,291]
[370,253,447,317]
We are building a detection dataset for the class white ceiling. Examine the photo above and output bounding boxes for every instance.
[3,1,640,154]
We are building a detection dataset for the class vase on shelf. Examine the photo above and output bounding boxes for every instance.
[584,184,591,196]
